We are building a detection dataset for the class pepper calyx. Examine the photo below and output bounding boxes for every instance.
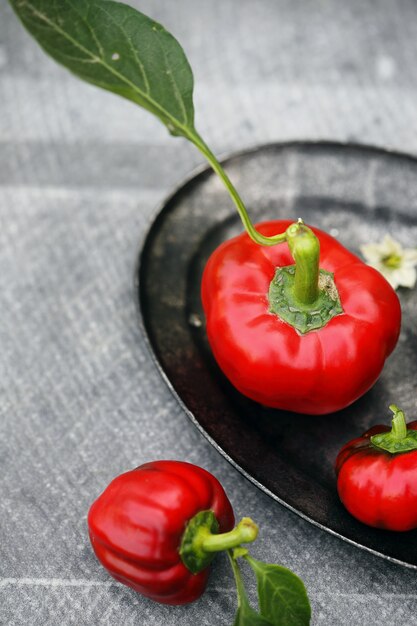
[268,220,344,333]
[371,405,417,454]
[269,266,343,334]
[180,511,258,574]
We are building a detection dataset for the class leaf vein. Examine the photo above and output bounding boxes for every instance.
[65,0,105,59]
[152,28,189,125]
[96,2,151,94]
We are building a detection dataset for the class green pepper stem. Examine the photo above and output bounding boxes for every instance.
[286,220,320,305]
[370,404,417,454]
[180,511,259,574]
[389,404,407,440]
[190,133,287,247]
[201,517,258,553]
[190,133,321,306]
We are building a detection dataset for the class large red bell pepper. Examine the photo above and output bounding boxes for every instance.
[88,460,257,605]
[202,219,401,414]
[335,405,417,531]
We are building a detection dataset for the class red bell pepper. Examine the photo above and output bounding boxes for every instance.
[88,460,311,622]
[335,405,417,531]
[88,460,257,605]
[202,219,401,414]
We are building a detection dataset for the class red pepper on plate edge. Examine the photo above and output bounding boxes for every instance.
[336,405,417,531]
[88,460,311,624]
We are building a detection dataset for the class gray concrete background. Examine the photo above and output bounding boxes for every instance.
[1,1,417,624]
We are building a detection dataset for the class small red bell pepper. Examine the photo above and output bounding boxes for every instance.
[88,460,258,605]
[335,405,417,531]
[202,219,401,414]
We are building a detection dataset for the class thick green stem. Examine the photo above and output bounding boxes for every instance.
[286,221,320,305]
[189,133,328,312]
[389,404,407,440]
[201,517,258,553]
[370,405,417,454]
[180,511,258,574]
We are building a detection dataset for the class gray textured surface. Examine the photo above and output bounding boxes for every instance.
[1,1,417,624]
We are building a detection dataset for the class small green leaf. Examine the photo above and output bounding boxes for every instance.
[9,0,196,138]
[233,603,274,626]
[228,552,273,626]
[246,556,311,626]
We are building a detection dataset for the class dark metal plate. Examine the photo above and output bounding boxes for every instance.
[136,142,417,568]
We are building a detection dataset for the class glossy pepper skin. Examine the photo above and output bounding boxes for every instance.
[88,460,235,604]
[336,421,417,531]
[201,220,401,414]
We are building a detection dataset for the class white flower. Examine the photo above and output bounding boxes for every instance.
[361,234,417,289]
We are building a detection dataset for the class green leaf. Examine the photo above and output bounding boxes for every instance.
[8,0,274,247]
[9,0,196,138]
[233,603,274,626]
[228,552,273,626]
[246,556,311,626]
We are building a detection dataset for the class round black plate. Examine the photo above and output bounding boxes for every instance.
[136,142,417,568]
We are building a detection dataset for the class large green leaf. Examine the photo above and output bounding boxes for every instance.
[9,0,283,247]
[246,556,311,626]
[9,0,195,137]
